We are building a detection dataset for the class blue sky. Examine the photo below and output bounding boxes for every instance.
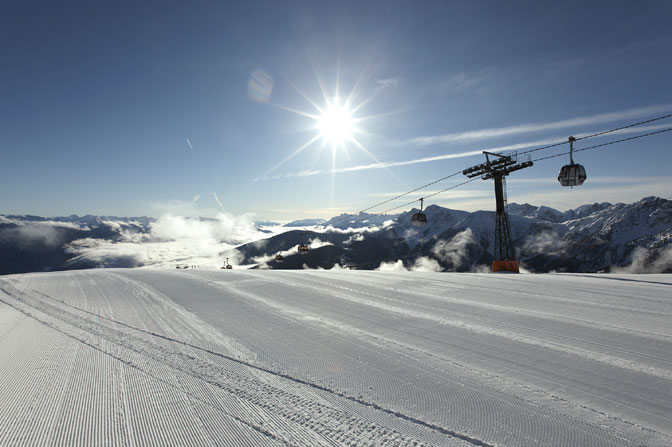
[2,1,672,221]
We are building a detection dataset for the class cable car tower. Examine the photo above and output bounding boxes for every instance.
[463,152,533,273]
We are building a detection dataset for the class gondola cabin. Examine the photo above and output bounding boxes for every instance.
[411,212,427,226]
[558,163,587,187]
[558,136,587,187]
[411,198,427,227]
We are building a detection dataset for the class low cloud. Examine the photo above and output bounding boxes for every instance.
[150,213,259,245]
[65,213,266,269]
[65,239,146,268]
[343,233,365,245]
[309,237,333,249]
[375,259,406,272]
[521,230,566,255]
[612,245,672,274]
[251,236,333,268]
[1,221,85,248]
[374,256,442,272]
[252,244,300,268]
[432,228,476,267]
[410,256,442,272]
[319,222,393,234]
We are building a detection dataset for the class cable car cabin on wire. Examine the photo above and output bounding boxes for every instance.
[298,233,310,254]
[411,198,427,227]
[558,136,587,187]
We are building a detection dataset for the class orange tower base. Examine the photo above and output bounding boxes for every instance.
[492,260,520,273]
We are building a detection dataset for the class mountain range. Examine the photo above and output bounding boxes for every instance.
[238,196,672,273]
[1,196,670,275]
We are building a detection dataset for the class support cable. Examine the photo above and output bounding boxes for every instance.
[518,113,672,156]
[325,117,672,227]
[531,127,672,163]
[378,178,481,215]
[326,170,464,227]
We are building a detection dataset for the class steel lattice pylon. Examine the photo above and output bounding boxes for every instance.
[493,175,515,261]
[463,152,533,273]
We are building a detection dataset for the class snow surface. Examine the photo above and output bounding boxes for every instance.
[1,270,671,446]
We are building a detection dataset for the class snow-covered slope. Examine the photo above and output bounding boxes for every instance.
[1,270,670,446]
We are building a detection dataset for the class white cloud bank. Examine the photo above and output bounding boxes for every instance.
[375,257,442,272]
[66,213,267,269]
[432,228,476,266]
[612,245,672,274]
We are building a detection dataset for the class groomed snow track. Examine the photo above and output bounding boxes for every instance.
[0,269,670,446]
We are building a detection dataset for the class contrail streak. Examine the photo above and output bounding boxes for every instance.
[402,104,672,147]
[213,192,225,211]
[186,137,194,151]
[265,123,672,180]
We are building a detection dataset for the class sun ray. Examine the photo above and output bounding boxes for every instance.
[353,108,406,122]
[269,102,321,120]
[307,50,333,107]
[349,89,385,115]
[350,127,404,147]
[343,65,370,110]
[335,53,341,105]
[278,70,325,114]
[348,136,407,186]
[257,133,322,181]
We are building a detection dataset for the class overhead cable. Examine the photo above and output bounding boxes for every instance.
[325,115,672,227]
[378,178,481,215]
[326,170,465,226]
[531,127,672,163]
[518,113,672,156]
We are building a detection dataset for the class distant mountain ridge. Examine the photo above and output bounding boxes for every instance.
[237,196,672,273]
[1,197,671,274]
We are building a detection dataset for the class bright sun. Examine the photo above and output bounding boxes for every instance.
[317,98,355,147]
[256,72,387,184]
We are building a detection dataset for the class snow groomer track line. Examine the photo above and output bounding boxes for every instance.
[1,269,671,446]
[0,280,490,447]
[0,275,486,447]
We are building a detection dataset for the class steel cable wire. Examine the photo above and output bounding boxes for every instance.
[325,116,672,227]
